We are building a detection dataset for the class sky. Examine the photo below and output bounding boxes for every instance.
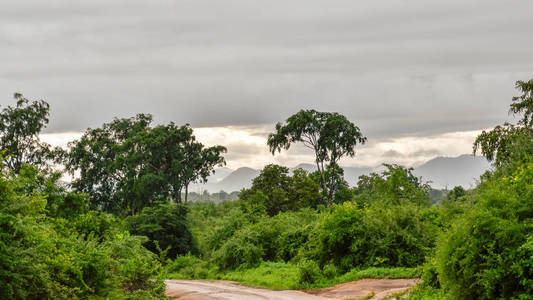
[2,0,532,169]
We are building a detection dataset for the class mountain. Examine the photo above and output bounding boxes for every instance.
[190,154,491,193]
[206,167,233,182]
[413,154,491,189]
[189,167,258,194]
[208,167,260,193]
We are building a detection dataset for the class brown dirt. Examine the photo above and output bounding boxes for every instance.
[165,278,418,299]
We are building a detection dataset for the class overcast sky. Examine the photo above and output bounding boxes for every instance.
[2,0,532,169]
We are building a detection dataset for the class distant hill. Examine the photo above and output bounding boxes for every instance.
[190,154,492,193]
[189,167,260,193]
[207,167,233,182]
[215,167,260,192]
[413,154,491,189]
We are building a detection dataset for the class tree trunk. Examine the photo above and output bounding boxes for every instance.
[315,159,329,205]
[175,189,182,203]
[184,184,189,203]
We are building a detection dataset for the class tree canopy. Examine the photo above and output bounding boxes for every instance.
[65,114,226,214]
[267,110,366,204]
[0,93,55,172]
[240,164,321,216]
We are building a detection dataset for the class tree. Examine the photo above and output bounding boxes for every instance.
[240,164,293,216]
[65,114,153,213]
[0,93,55,172]
[290,168,322,208]
[139,123,226,203]
[474,79,533,166]
[267,110,366,204]
[126,202,196,259]
[240,165,323,216]
[65,115,226,214]
[510,79,533,128]
[176,126,226,202]
[445,186,466,202]
[354,164,430,206]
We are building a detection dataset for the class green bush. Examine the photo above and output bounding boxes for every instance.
[298,259,322,284]
[436,162,533,299]
[127,201,196,259]
[303,201,436,271]
[0,165,166,299]
[166,253,216,279]
[213,226,264,269]
[212,209,318,269]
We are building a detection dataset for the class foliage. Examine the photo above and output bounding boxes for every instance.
[65,114,226,214]
[126,202,196,259]
[267,109,366,204]
[354,164,431,206]
[240,164,322,216]
[166,253,217,279]
[212,208,319,269]
[0,163,166,299]
[240,164,293,216]
[510,79,533,128]
[222,261,301,290]
[435,161,533,299]
[445,186,466,202]
[474,79,533,167]
[301,201,436,271]
[0,93,57,172]
[432,80,533,299]
[473,123,531,167]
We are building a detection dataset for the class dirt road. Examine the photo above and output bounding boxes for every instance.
[166,278,418,299]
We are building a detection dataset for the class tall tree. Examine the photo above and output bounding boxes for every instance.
[65,114,153,213]
[0,93,54,171]
[65,115,226,214]
[144,123,226,203]
[267,110,366,204]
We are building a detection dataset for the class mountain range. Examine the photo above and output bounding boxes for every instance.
[190,154,491,193]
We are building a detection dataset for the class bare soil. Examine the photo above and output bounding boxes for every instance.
[165,278,418,299]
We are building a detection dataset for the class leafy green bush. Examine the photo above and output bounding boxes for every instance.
[166,253,216,279]
[127,201,196,259]
[298,259,322,284]
[213,226,264,269]
[0,165,166,299]
[436,162,533,299]
[354,164,430,206]
[240,165,322,216]
[302,201,436,271]
[212,209,318,269]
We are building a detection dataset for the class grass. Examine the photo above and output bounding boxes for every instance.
[165,257,420,291]
[403,286,449,300]
[333,267,419,285]
[221,262,301,290]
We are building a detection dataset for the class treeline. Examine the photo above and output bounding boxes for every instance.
[0,79,531,299]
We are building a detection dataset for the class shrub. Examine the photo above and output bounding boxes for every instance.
[0,165,166,299]
[127,202,196,259]
[436,162,533,299]
[298,260,322,284]
[303,201,436,271]
[212,209,318,269]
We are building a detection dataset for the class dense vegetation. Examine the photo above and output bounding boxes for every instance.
[0,79,531,299]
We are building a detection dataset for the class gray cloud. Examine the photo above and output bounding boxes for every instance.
[1,0,532,141]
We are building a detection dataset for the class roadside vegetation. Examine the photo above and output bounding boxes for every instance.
[0,79,531,299]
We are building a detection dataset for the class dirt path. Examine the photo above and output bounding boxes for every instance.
[165,278,418,300]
